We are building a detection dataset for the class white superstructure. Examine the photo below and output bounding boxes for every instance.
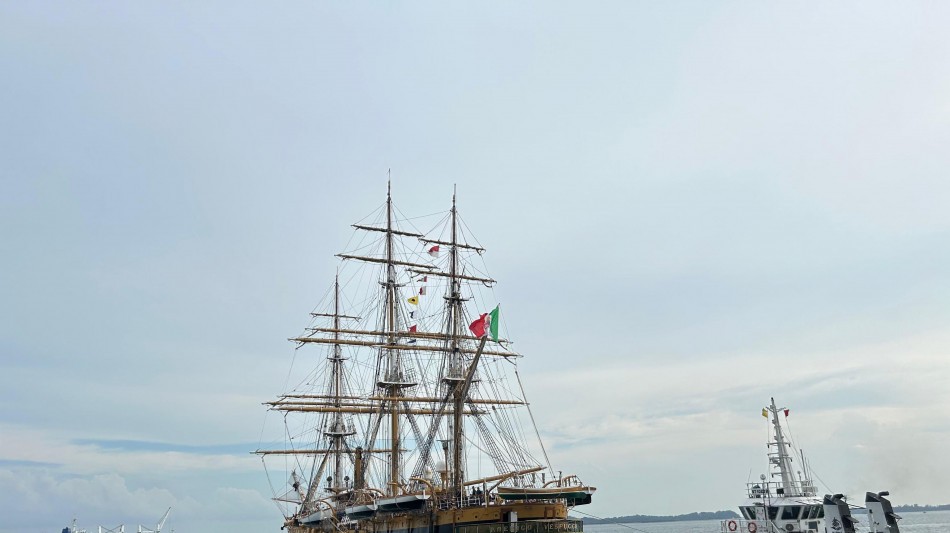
[721,398,823,533]
[720,400,903,533]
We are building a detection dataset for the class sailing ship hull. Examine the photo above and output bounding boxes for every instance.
[287,501,582,533]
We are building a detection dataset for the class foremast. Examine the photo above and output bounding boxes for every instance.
[447,191,466,499]
[415,190,496,503]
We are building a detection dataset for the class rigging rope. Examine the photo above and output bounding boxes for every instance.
[568,509,658,533]
[261,456,292,519]
[515,368,553,475]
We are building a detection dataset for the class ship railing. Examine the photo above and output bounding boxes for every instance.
[456,519,583,533]
[721,519,769,533]
[721,518,816,533]
[436,495,488,510]
[745,480,816,498]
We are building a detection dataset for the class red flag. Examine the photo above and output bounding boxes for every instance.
[418,275,428,282]
[428,245,440,257]
[419,287,426,295]
[409,325,417,333]
[784,409,789,417]
[468,313,488,337]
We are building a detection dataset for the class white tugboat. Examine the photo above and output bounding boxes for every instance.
[721,400,903,533]
[722,398,825,533]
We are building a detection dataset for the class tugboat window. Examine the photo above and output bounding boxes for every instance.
[782,506,802,520]
[767,507,779,520]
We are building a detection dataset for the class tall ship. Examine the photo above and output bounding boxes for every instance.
[256,185,595,533]
[721,399,902,533]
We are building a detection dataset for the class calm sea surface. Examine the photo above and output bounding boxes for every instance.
[585,510,950,533]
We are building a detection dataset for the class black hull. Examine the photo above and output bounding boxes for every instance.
[366,519,582,533]
[290,517,582,533]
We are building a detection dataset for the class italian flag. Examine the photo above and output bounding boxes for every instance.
[468,306,500,342]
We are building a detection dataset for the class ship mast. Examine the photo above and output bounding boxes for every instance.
[767,397,795,495]
[384,181,401,495]
[449,191,464,497]
[329,274,345,492]
[364,180,421,496]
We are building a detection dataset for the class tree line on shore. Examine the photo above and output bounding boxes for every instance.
[579,511,739,524]
[579,504,950,524]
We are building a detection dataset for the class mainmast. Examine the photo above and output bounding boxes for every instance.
[384,181,401,495]
[366,180,420,496]
[767,397,795,495]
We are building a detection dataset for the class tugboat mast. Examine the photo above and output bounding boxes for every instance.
[767,397,795,495]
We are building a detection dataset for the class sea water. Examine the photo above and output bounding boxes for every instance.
[584,510,950,533]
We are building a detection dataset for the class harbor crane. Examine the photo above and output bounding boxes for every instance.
[137,508,170,533]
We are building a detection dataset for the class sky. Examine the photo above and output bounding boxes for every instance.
[2,1,950,532]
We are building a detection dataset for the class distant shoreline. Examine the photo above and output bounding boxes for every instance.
[891,504,950,513]
[579,504,950,524]
[579,511,739,524]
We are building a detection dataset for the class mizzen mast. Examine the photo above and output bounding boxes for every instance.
[327,274,352,493]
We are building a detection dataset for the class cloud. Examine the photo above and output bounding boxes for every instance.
[0,466,277,533]
[72,439,262,455]
[522,328,950,514]
[0,425,260,475]
[0,469,182,530]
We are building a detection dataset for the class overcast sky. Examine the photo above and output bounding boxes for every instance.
[3,2,950,533]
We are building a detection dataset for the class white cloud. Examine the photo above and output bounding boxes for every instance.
[523,327,950,514]
[0,425,260,475]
